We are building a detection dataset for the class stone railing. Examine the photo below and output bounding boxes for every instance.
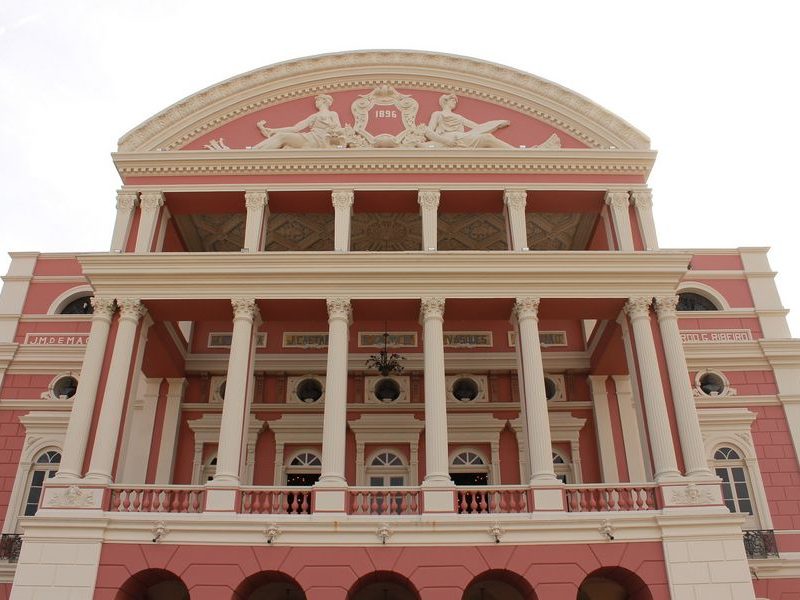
[107,486,205,513]
[455,486,531,514]
[239,488,313,515]
[348,488,421,516]
[0,533,22,563]
[743,529,779,559]
[565,485,659,512]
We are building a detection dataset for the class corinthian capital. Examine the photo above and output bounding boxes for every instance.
[420,297,445,320]
[90,297,116,319]
[139,191,165,211]
[503,189,527,211]
[117,298,147,321]
[654,295,679,317]
[116,190,138,211]
[624,297,653,319]
[604,191,630,210]
[331,190,354,210]
[231,297,258,320]
[631,190,653,209]
[326,297,352,322]
[417,190,440,211]
[513,297,540,321]
[244,190,268,211]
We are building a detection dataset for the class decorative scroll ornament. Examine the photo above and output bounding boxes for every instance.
[653,295,680,317]
[623,297,653,319]
[152,521,169,543]
[489,522,505,543]
[48,485,95,508]
[377,522,392,544]
[90,297,116,319]
[420,297,446,320]
[117,298,147,321]
[670,483,714,505]
[513,297,540,321]
[265,523,281,544]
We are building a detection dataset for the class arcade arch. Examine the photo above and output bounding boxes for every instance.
[233,571,306,600]
[347,571,420,600]
[577,567,652,600]
[115,569,189,600]
[462,570,537,600]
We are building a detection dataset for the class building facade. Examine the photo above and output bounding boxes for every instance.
[1,51,799,599]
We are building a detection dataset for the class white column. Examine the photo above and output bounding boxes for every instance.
[154,378,187,484]
[611,375,648,482]
[85,299,147,482]
[514,298,558,482]
[654,295,713,478]
[211,298,259,485]
[631,189,658,250]
[110,190,138,252]
[589,375,620,483]
[318,297,351,485]
[418,189,440,251]
[117,377,160,483]
[504,189,528,250]
[134,191,165,252]
[624,297,681,481]
[421,297,451,485]
[243,190,269,252]
[55,297,116,480]
[605,191,634,252]
[332,190,354,252]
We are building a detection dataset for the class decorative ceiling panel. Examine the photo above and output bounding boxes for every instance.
[266,214,334,251]
[350,214,422,252]
[525,213,597,251]
[438,214,508,251]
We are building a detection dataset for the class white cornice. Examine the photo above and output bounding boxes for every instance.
[117,50,650,152]
[78,251,689,299]
[122,182,650,193]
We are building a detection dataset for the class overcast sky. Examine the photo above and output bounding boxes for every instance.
[1,2,798,335]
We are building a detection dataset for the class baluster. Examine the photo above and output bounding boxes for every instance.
[468,491,477,513]
[587,490,596,512]
[633,488,644,510]
[358,491,367,515]
[290,492,300,514]
[396,492,405,515]
[192,490,201,513]
[616,488,628,511]
[280,491,289,513]
[409,492,418,514]
[598,489,608,512]
[383,491,392,515]
[351,492,359,514]
[497,491,506,513]
[169,490,179,512]
[180,490,189,512]
[370,492,379,515]
[300,492,310,514]
[578,490,588,512]
[644,488,654,510]
[122,490,131,511]
[111,490,120,511]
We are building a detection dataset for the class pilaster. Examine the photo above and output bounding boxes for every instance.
[631,189,658,250]
[504,189,528,250]
[134,191,165,252]
[243,190,269,252]
[111,190,138,252]
[605,191,634,251]
[332,190,354,252]
[588,375,619,483]
[418,189,440,251]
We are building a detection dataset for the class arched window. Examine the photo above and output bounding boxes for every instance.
[60,296,94,315]
[22,450,61,517]
[450,450,489,486]
[367,451,407,487]
[202,456,217,482]
[713,446,757,527]
[553,451,571,484]
[286,451,321,486]
[677,292,718,311]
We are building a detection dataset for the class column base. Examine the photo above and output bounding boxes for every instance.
[82,472,112,485]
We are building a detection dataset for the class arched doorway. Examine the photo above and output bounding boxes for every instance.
[233,571,306,600]
[347,571,419,600]
[115,569,189,600]
[462,570,536,600]
[577,567,652,600]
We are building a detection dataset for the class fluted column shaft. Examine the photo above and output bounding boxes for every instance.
[85,299,147,482]
[332,190,354,252]
[56,298,116,479]
[514,298,557,482]
[421,297,451,484]
[504,189,528,250]
[319,298,351,485]
[243,190,269,252]
[212,298,259,484]
[418,190,440,250]
[655,295,713,477]
[135,191,165,252]
[110,191,138,252]
[605,191,634,252]
[624,297,681,481]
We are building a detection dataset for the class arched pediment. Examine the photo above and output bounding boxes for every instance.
[118,50,649,153]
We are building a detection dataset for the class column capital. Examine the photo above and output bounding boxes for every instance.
[417,189,440,211]
[503,189,527,210]
[513,297,540,321]
[139,191,165,210]
[331,190,354,210]
[420,297,445,320]
[90,297,116,320]
[117,298,147,322]
[631,189,653,208]
[115,190,139,210]
[624,296,653,320]
[604,191,630,209]
[326,297,352,322]
[654,295,679,317]
[231,297,259,320]
[244,190,268,210]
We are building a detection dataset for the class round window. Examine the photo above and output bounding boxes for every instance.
[374,378,401,402]
[296,378,323,403]
[53,376,78,399]
[544,377,558,401]
[452,377,479,402]
[699,372,725,396]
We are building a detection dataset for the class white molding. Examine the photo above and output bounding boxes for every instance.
[267,413,323,485]
[364,375,410,405]
[46,285,95,315]
[510,412,586,484]
[349,414,424,486]
[676,281,731,310]
[187,413,264,485]
[286,374,326,404]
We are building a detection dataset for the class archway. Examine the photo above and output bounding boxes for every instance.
[462,570,537,600]
[115,569,189,600]
[577,567,652,600]
[347,571,420,600]
[233,571,306,600]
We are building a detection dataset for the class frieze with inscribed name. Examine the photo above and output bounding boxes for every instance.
[24,333,89,346]
[507,331,568,347]
[358,332,418,348]
[443,332,493,348]
[679,329,753,343]
[283,332,330,349]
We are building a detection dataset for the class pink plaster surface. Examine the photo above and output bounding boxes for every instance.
[678,316,762,339]
[0,410,26,524]
[0,374,58,399]
[752,578,800,600]
[94,541,670,599]
[689,254,744,271]
[22,281,90,314]
[32,257,83,277]
[688,370,777,396]
[683,278,754,308]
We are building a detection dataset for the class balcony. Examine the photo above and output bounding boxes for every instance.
[743,529,779,559]
[0,534,22,563]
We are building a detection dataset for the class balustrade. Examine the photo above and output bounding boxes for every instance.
[455,486,530,514]
[743,529,779,559]
[348,488,421,515]
[239,488,312,515]
[0,533,22,563]
[107,486,205,513]
[565,485,658,512]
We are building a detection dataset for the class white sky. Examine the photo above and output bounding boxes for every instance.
[1,2,799,335]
